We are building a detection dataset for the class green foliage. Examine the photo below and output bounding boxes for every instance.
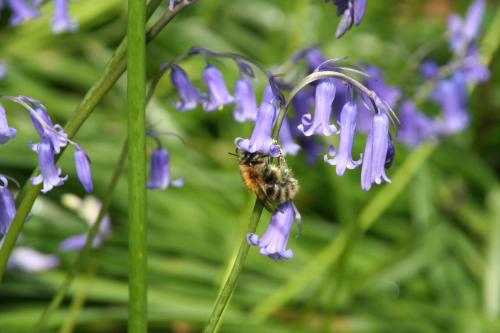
[0,1,499,332]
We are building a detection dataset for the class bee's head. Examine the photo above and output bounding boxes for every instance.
[229,149,267,166]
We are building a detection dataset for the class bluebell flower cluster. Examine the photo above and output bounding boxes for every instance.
[325,0,367,38]
[0,96,93,196]
[0,0,78,33]
[164,46,397,260]
[398,0,490,147]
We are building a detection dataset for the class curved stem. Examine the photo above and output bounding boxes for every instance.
[34,139,128,332]
[203,200,264,333]
[0,0,194,283]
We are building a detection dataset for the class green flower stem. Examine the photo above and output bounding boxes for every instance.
[59,254,101,333]
[128,0,147,330]
[250,5,500,320]
[0,0,193,283]
[203,200,264,333]
[34,139,128,333]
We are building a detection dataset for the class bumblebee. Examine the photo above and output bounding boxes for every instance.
[237,148,299,211]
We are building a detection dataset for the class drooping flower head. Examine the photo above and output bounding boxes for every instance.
[233,78,258,123]
[74,146,93,193]
[329,0,367,38]
[0,104,17,144]
[235,99,280,157]
[171,65,206,112]
[291,90,322,164]
[6,0,40,26]
[0,176,16,235]
[24,98,68,154]
[52,0,78,34]
[298,78,337,137]
[448,0,485,54]
[361,109,391,191]
[147,147,184,190]
[202,66,235,112]
[324,85,361,175]
[31,135,68,193]
[247,201,301,260]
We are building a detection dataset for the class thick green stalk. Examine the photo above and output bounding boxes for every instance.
[0,0,193,282]
[127,0,147,330]
[203,201,264,333]
[34,140,128,333]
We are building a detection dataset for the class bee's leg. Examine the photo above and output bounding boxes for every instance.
[260,198,275,213]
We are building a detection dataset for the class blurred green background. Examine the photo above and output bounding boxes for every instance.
[1,0,500,332]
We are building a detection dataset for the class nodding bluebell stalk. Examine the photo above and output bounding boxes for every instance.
[326,0,367,38]
[235,100,280,157]
[361,110,391,191]
[6,0,40,26]
[298,78,337,136]
[74,146,93,193]
[0,104,17,144]
[147,147,184,190]
[233,78,258,123]
[247,201,301,260]
[1,96,94,193]
[52,0,78,34]
[324,85,361,175]
[0,176,16,235]
[202,66,235,112]
[171,65,206,112]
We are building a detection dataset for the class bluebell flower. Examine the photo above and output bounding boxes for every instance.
[361,112,391,191]
[298,78,338,136]
[279,118,300,156]
[31,135,68,193]
[59,196,111,251]
[26,100,68,153]
[52,0,78,34]
[170,65,206,112]
[202,66,235,112]
[247,201,301,260]
[331,0,367,38]
[6,0,40,26]
[147,147,184,190]
[324,86,361,175]
[448,0,485,53]
[0,104,17,144]
[431,73,469,135]
[420,61,439,80]
[0,176,16,235]
[233,78,258,123]
[235,100,280,157]
[74,146,93,193]
[290,90,322,164]
[357,66,401,133]
[398,101,435,147]
[7,247,59,272]
[304,48,326,73]
[462,46,490,84]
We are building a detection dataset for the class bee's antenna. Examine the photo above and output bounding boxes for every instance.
[227,152,238,157]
